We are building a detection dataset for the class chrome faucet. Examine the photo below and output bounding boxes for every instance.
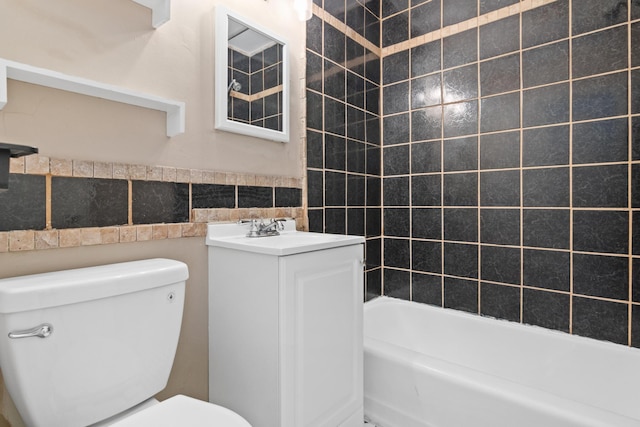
[240,218,286,238]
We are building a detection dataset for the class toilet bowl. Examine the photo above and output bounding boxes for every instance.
[0,259,250,427]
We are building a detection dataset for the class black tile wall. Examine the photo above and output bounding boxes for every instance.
[0,174,46,231]
[53,177,128,229]
[132,181,189,225]
[308,0,640,346]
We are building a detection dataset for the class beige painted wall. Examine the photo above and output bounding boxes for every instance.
[0,0,305,178]
[0,0,306,425]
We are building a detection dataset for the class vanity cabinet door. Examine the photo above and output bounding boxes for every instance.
[279,244,364,427]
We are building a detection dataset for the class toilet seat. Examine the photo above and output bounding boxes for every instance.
[109,395,251,427]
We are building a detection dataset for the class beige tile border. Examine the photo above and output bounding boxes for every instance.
[8,155,303,189]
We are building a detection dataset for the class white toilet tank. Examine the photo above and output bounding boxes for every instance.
[0,258,188,427]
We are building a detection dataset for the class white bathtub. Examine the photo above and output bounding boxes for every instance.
[363,296,640,427]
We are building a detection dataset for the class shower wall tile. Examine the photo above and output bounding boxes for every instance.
[479,15,519,60]
[443,0,475,27]
[572,26,628,79]
[573,118,628,164]
[411,0,441,38]
[572,297,628,345]
[412,40,441,77]
[572,0,627,36]
[572,72,628,121]
[480,282,521,322]
[444,276,478,313]
[523,288,570,332]
[522,41,569,88]
[443,29,477,69]
[523,249,570,292]
[522,0,569,49]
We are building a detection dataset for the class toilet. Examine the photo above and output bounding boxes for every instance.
[0,258,250,427]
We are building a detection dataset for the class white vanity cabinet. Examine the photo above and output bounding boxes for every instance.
[206,221,364,427]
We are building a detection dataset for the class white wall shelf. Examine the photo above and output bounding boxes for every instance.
[0,58,185,137]
[131,0,171,28]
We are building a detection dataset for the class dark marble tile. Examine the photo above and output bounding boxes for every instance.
[523,249,570,291]
[480,282,521,322]
[366,209,382,239]
[366,145,381,175]
[480,208,519,245]
[479,15,519,60]
[384,113,411,145]
[522,125,570,167]
[347,139,367,173]
[131,180,188,225]
[633,117,640,160]
[444,242,479,279]
[572,72,628,121]
[366,237,382,267]
[411,40,441,77]
[346,38,366,77]
[634,305,640,349]
[481,245,521,285]
[411,174,441,206]
[347,72,366,109]
[480,131,520,170]
[443,172,478,206]
[365,49,381,83]
[633,0,640,20]
[325,207,346,234]
[324,22,346,65]
[325,97,347,135]
[0,174,46,231]
[308,208,324,233]
[573,297,628,345]
[384,268,412,300]
[634,212,640,255]
[325,171,346,206]
[572,26,628,79]
[383,81,410,115]
[367,176,382,206]
[384,145,410,176]
[573,118,628,164]
[480,170,520,207]
[365,8,381,46]
[572,0,628,36]
[306,15,323,55]
[522,0,569,49]
[411,140,441,173]
[411,0,442,38]
[480,53,519,97]
[443,28,477,69]
[383,50,409,84]
[573,210,628,254]
[347,107,366,141]
[366,112,381,144]
[444,100,478,137]
[573,254,629,300]
[633,165,640,208]
[382,11,409,47]
[366,268,383,301]
[573,164,628,208]
[412,106,443,141]
[347,207,365,236]
[382,0,407,17]
[522,41,569,88]
[443,0,476,27]
[250,71,264,94]
[385,238,411,268]
[481,92,520,133]
[523,209,570,249]
[306,50,324,92]
[307,170,324,207]
[633,22,640,67]
[324,60,346,101]
[412,239,442,273]
[523,83,570,127]
[307,90,323,131]
[480,0,518,14]
[523,288,570,332]
[443,64,478,103]
[444,207,478,242]
[412,207,442,239]
[523,167,570,207]
[232,50,250,73]
[346,1,366,37]
[444,276,479,313]
[412,272,443,306]
[325,0,346,21]
[633,70,640,114]
[443,136,478,172]
[192,184,235,209]
[634,258,640,302]
[275,187,302,208]
[411,73,442,109]
[323,136,344,173]
[384,176,410,206]
[238,186,273,208]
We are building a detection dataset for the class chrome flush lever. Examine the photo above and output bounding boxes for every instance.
[8,323,53,339]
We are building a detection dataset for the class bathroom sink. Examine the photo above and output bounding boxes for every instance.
[205,220,364,256]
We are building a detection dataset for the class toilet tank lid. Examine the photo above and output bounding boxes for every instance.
[0,258,189,314]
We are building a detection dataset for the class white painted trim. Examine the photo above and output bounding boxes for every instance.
[131,0,171,28]
[0,58,185,137]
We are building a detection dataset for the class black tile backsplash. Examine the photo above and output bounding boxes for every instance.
[192,184,235,209]
[131,181,189,225]
[54,177,128,229]
[0,174,46,232]
[307,0,640,346]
